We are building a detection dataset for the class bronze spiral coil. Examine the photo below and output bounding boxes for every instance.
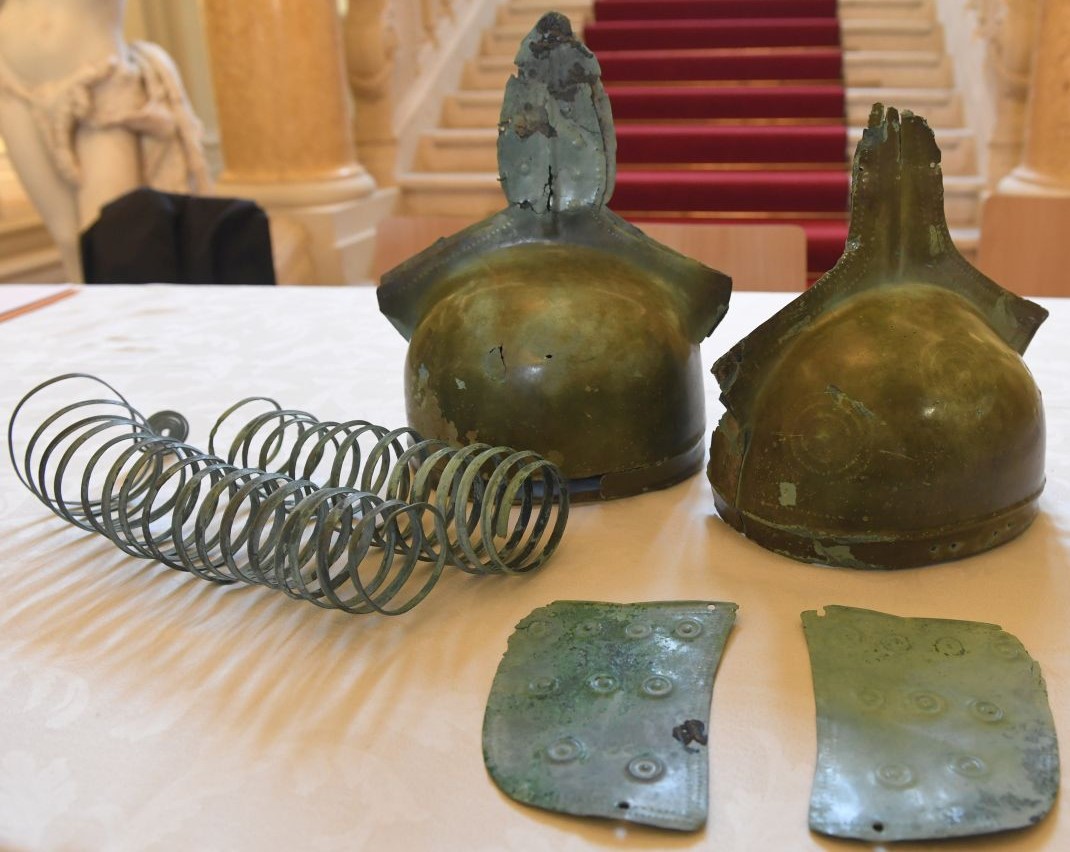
[8,374,569,615]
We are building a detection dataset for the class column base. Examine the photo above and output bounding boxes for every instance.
[996,167,1070,198]
[979,192,1070,296]
[216,172,398,285]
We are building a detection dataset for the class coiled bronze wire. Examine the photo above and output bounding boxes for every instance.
[9,375,569,615]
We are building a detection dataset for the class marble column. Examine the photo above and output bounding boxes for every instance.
[996,0,1070,196]
[345,0,399,188]
[203,0,395,284]
[975,0,1039,189]
[981,0,1070,294]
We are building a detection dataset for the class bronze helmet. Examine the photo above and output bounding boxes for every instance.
[378,13,731,500]
[708,105,1047,568]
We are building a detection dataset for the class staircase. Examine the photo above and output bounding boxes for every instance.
[399,0,983,278]
[0,148,63,283]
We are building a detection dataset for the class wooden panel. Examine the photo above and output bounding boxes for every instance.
[372,215,807,290]
[978,194,1070,297]
[638,221,806,291]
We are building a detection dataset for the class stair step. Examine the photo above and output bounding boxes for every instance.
[465,49,951,91]
[506,0,591,12]
[419,124,977,175]
[612,169,850,214]
[0,245,64,283]
[589,47,845,83]
[581,19,842,52]
[592,1,838,21]
[942,175,985,227]
[485,18,943,55]
[846,87,961,126]
[445,84,847,128]
[0,211,56,256]
[497,2,591,30]
[420,125,852,172]
[398,171,504,218]
[843,50,951,88]
[445,86,959,129]
[839,0,936,18]
[466,50,844,90]
[841,18,944,51]
[949,225,979,263]
[610,84,846,120]
[588,0,938,21]
[399,169,982,225]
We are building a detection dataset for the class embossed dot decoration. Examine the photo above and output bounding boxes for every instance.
[641,675,673,697]
[837,625,864,644]
[856,686,885,709]
[909,691,947,715]
[991,635,1022,660]
[546,736,584,763]
[970,699,1005,723]
[802,606,1060,842]
[934,637,966,656]
[949,754,989,778]
[875,763,916,789]
[484,600,739,832]
[881,633,911,653]
[587,673,618,694]
[674,619,703,640]
[528,675,559,697]
[627,756,665,782]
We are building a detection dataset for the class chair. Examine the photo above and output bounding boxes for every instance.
[80,188,276,284]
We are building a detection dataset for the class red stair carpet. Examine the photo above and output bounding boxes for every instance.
[584,0,851,279]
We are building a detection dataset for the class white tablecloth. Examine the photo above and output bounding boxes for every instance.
[0,286,1066,851]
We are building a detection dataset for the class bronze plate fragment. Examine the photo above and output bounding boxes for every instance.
[483,600,737,830]
[804,605,1059,842]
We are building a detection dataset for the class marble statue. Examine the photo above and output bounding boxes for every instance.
[0,0,210,281]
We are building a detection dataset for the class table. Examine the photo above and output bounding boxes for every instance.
[0,286,1066,850]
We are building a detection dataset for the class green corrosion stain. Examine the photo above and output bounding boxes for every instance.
[779,482,797,507]
[928,224,941,256]
[813,541,863,568]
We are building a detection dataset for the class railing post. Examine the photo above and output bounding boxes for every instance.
[203,0,395,283]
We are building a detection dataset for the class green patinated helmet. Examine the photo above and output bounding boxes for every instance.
[378,13,731,500]
[708,105,1047,569]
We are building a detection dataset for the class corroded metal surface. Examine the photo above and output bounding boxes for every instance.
[379,13,731,500]
[803,606,1059,842]
[9,374,568,615]
[483,600,737,830]
[708,105,1048,568]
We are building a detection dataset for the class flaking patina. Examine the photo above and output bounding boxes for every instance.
[378,13,731,500]
[708,105,1047,568]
